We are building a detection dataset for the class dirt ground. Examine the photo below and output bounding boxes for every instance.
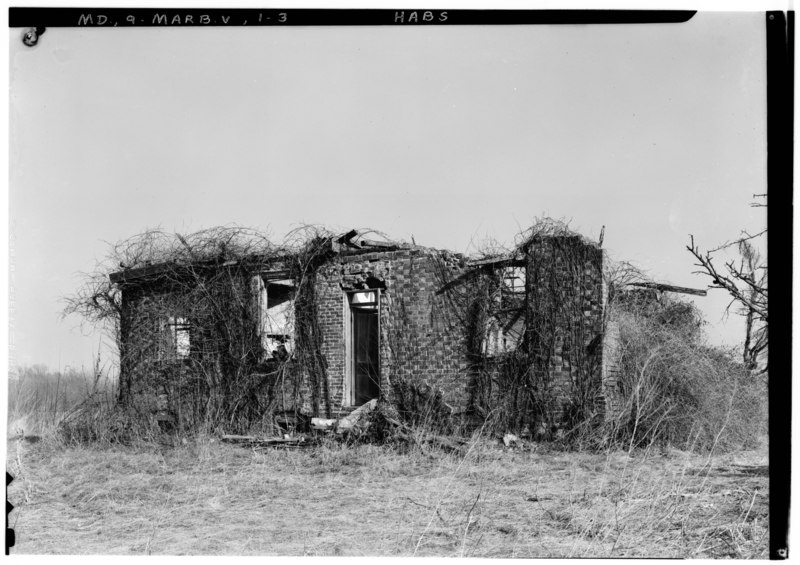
[6,436,768,557]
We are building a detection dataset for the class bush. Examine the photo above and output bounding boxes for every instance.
[590,295,766,452]
[56,392,170,445]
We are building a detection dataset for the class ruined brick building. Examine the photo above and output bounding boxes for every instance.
[109,226,622,434]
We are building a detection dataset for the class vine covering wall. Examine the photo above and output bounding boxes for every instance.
[430,224,609,437]
[68,223,613,436]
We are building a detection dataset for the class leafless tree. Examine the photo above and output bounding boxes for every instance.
[687,196,767,375]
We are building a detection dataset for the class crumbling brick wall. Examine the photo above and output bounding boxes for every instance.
[111,230,618,433]
[116,268,271,430]
[600,307,624,418]
[313,247,471,416]
[313,237,613,429]
[524,235,606,427]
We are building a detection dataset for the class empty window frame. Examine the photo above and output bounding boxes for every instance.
[484,314,525,356]
[485,264,526,356]
[163,316,191,360]
[502,265,526,301]
[256,276,296,358]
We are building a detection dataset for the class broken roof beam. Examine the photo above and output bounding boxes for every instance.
[436,268,484,295]
[438,254,526,294]
[110,253,293,285]
[467,253,525,268]
[468,255,511,267]
[627,282,708,297]
[358,238,398,249]
[336,229,361,248]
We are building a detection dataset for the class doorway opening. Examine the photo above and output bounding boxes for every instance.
[348,289,380,406]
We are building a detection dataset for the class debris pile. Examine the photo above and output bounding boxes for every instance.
[221,398,468,453]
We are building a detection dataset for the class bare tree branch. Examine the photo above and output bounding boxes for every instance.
[687,227,767,374]
[708,229,768,253]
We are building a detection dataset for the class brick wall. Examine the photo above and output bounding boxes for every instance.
[600,309,624,418]
[117,270,267,428]
[524,236,606,425]
[314,248,472,414]
[313,238,612,426]
[116,234,618,431]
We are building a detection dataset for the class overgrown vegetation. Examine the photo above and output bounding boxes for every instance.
[63,226,341,437]
[429,218,766,453]
[431,219,606,439]
[590,295,766,452]
[10,218,768,557]
[52,219,766,455]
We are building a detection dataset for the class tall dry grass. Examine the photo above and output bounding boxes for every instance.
[8,361,116,437]
[7,424,767,557]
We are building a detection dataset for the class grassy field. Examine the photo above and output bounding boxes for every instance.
[7,435,768,557]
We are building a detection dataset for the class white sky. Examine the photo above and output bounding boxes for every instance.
[8,10,768,371]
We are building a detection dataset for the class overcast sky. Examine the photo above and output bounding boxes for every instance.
[9,11,767,371]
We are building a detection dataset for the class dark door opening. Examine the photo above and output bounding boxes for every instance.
[350,290,380,406]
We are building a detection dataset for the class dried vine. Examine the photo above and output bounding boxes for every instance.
[64,226,338,434]
[431,219,606,436]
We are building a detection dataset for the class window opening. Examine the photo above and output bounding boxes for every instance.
[258,277,296,359]
[164,316,191,359]
[502,266,526,300]
[486,264,526,356]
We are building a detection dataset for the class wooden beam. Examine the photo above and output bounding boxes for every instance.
[467,254,526,268]
[336,229,359,245]
[109,262,177,284]
[627,282,707,296]
[359,239,397,248]
[467,255,511,267]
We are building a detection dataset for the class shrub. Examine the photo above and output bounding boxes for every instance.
[591,294,766,452]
